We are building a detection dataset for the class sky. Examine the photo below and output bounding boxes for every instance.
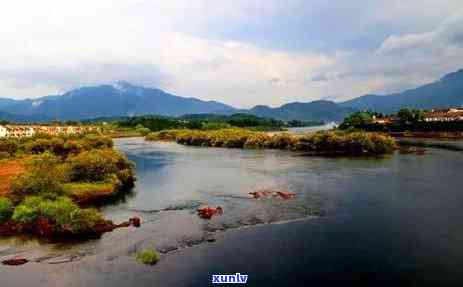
[1,0,463,108]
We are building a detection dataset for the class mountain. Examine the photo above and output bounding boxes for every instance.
[0,110,51,123]
[0,81,236,121]
[0,81,354,122]
[341,69,463,113]
[242,100,356,122]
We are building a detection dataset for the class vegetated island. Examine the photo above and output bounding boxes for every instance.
[0,134,136,239]
[145,128,396,156]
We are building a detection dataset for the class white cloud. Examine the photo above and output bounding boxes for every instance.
[0,1,462,107]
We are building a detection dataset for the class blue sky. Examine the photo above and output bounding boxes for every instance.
[0,0,462,107]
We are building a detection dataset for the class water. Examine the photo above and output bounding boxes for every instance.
[1,137,463,286]
[287,122,337,133]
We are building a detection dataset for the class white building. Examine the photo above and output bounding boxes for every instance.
[0,125,7,137]
[0,125,99,138]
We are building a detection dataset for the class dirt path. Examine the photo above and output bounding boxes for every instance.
[0,159,25,195]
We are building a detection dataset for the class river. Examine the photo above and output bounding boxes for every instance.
[1,137,463,286]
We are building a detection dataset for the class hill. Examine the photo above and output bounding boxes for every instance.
[0,81,235,120]
[341,69,463,113]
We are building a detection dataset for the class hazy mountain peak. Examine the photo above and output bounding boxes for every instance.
[341,68,463,113]
[440,69,463,82]
[111,80,136,92]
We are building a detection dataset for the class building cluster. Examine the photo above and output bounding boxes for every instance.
[423,108,463,122]
[371,108,463,124]
[0,125,99,138]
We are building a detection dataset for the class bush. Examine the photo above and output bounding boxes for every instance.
[136,249,160,265]
[11,171,64,198]
[12,196,104,232]
[244,133,271,148]
[12,204,38,224]
[11,153,65,198]
[82,135,113,149]
[0,151,10,160]
[0,139,19,156]
[0,197,14,223]
[70,208,103,232]
[67,149,121,182]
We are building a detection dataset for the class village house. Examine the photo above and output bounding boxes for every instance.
[0,125,99,138]
[371,115,394,125]
[424,108,463,122]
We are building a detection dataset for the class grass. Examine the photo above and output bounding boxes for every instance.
[136,249,160,265]
[63,182,115,204]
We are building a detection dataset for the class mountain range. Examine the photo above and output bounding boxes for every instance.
[0,68,463,122]
[340,69,463,113]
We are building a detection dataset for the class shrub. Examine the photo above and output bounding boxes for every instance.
[66,149,119,182]
[11,171,64,198]
[0,197,14,223]
[244,133,271,148]
[12,196,104,232]
[136,249,160,265]
[11,153,65,198]
[0,139,19,156]
[70,208,103,232]
[12,205,38,224]
[82,135,113,149]
[0,151,10,160]
[266,133,296,149]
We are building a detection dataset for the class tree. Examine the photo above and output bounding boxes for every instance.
[339,112,373,129]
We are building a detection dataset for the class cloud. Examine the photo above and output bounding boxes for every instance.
[310,74,329,82]
[0,1,462,107]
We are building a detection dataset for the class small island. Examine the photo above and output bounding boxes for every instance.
[145,128,396,156]
[0,133,136,239]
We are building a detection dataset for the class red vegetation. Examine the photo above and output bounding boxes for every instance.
[2,258,29,266]
[0,160,25,195]
[0,217,142,239]
[276,191,296,200]
[249,191,273,199]
[197,206,223,219]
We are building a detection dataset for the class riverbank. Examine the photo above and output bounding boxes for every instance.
[0,134,136,239]
[389,131,463,139]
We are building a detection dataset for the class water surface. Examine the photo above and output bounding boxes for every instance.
[1,137,463,286]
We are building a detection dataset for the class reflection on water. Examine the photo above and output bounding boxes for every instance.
[2,137,463,286]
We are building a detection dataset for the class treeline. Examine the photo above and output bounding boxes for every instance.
[339,109,463,132]
[146,129,395,156]
[0,134,135,238]
[114,113,323,133]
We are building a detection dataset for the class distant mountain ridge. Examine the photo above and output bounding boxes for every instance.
[0,81,355,122]
[4,68,462,123]
[0,81,235,121]
[239,100,356,122]
[340,69,463,113]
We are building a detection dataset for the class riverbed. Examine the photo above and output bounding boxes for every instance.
[1,137,463,286]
